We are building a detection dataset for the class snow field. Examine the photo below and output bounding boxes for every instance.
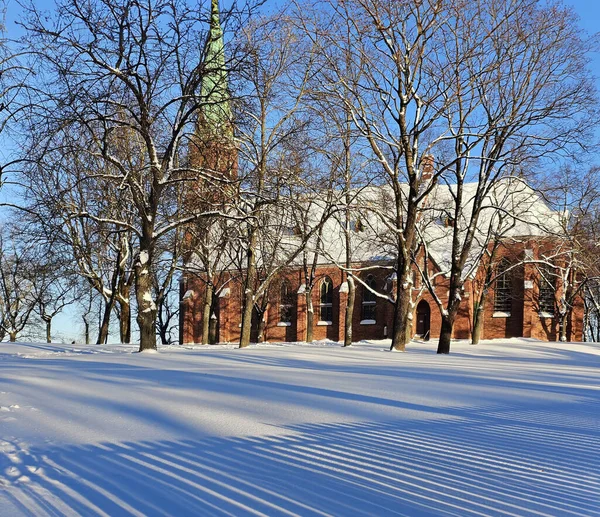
[0,338,599,516]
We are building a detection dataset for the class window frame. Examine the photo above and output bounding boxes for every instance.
[538,264,556,315]
[319,276,333,323]
[493,259,512,315]
[361,274,377,322]
[279,280,294,324]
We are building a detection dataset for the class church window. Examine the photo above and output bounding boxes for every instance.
[279,280,294,323]
[319,277,333,322]
[362,275,377,321]
[538,264,556,314]
[494,259,512,313]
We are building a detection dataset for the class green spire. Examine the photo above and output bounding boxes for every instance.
[201,0,231,133]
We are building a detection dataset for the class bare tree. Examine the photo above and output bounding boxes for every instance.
[23,146,137,344]
[32,258,78,343]
[302,0,457,351]
[301,0,597,353]
[533,165,600,341]
[21,0,257,351]
[425,0,596,354]
[0,1,31,194]
[232,11,336,348]
[0,228,39,341]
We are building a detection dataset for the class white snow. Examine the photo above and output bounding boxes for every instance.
[142,291,157,311]
[0,338,599,516]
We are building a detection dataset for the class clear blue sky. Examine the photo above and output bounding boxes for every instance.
[2,0,600,343]
[568,0,600,75]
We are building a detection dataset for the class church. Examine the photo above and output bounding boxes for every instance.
[179,1,585,346]
[180,183,585,345]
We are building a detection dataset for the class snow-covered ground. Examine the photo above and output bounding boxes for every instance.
[0,338,599,516]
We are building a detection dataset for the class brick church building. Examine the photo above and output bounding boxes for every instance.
[180,194,585,346]
[179,1,584,346]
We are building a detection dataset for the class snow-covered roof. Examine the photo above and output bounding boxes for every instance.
[310,177,561,275]
[188,177,562,277]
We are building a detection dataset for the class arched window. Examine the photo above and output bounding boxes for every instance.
[279,280,294,324]
[494,259,512,314]
[538,264,556,314]
[362,275,377,321]
[319,277,333,322]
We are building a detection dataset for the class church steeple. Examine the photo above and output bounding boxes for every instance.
[201,0,231,134]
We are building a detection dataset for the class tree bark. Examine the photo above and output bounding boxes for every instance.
[404,311,413,344]
[560,312,569,342]
[471,298,485,345]
[9,331,17,342]
[257,314,266,343]
[119,299,131,344]
[136,244,157,352]
[239,230,258,348]
[202,283,214,345]
[343,277,355,347]
[390,263,411,351]
[306,288,314,343]
[437,316,454,354]
[46,318,52,343]
[97,298,113,345]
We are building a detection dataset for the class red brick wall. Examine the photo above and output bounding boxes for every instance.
[181,239,585,344]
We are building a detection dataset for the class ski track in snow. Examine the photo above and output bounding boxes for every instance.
[0,338,599,516]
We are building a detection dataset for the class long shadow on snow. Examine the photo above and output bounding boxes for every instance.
[1,415,599,517]
[3,353,599,437]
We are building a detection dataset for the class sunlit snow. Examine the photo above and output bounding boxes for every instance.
[0,338,598,516]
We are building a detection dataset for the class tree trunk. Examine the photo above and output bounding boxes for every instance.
[404,310,413,344]
[560,312,569,342]
[390,268,411,351]
[437,274,462,354]
[83,315,90,345]
[306,288,314,343]
[240,293,254,348]
[119,299,131,344]
[343,277,355,347]
[239,230,258,349]
[46,318,52,343]
[159,324,169,345]
[583,304,589,342]
[202,283,214,345]
[9,331,17,342]
[437,316,453,354]
[471,297,486,345]
[97,298,113,344]
[136,246,157,352]
[257,314,266,343]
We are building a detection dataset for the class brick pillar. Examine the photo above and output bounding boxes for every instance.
[218,287,231,343]
[338,281,348,342]
[522,249,535,338]
[296,284,307,342]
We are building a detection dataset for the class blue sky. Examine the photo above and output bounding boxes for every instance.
[3,0,600,343]
[568,0,600,75]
